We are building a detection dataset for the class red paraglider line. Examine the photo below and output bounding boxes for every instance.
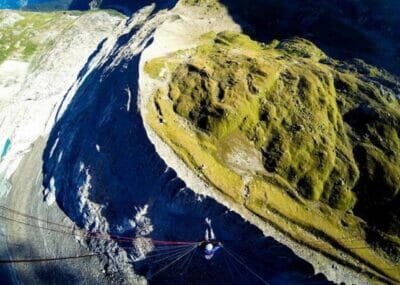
[0,205,199,246]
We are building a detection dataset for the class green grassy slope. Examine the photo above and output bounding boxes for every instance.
[0,11,70,63]
[0,10,124,64]
[145,31,400,283]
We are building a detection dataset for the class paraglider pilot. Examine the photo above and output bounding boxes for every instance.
[200,218,222,260]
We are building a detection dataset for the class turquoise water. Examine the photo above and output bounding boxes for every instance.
[0,139,11,198]
[1,139,11,159]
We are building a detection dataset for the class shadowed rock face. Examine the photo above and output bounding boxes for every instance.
[40,8,332,285]
[0,0,180,13]
[69,0,180,13]
[214,0,400,76]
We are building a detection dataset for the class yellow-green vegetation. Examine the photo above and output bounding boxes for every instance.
[150,33,359,208]
[0,10,124,65]
[0,11,70,63]
[145,31,400,283]
[181,0,222,10]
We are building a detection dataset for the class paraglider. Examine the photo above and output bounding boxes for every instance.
[200,218,222,260]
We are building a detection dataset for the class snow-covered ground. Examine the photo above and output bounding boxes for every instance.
[0,60,29,102]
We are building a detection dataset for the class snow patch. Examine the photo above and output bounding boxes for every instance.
[49,137,59,158]
[0,60,29,99]
[43,188,56,206]
[130,205,155,261]
[79,162,85,172]
[115,218,136,234]
[125,86,132,112]
[43,177,56,205]
[134,205,153,237]
[78,168,93,213]
[57,151,63,163]
[77,165,106,232]
[89,0,100,9]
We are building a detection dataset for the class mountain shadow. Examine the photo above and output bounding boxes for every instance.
[69,0,179,15]
[218,0,400,75]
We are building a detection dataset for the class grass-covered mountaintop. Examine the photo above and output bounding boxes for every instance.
[145,31,400,283]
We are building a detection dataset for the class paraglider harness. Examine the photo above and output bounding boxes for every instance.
[200,218,222,259]
[199,240,222,259]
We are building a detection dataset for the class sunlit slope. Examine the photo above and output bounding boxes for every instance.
[0,10,123,64]
[145,31,400,283]
[0,11,78,63]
